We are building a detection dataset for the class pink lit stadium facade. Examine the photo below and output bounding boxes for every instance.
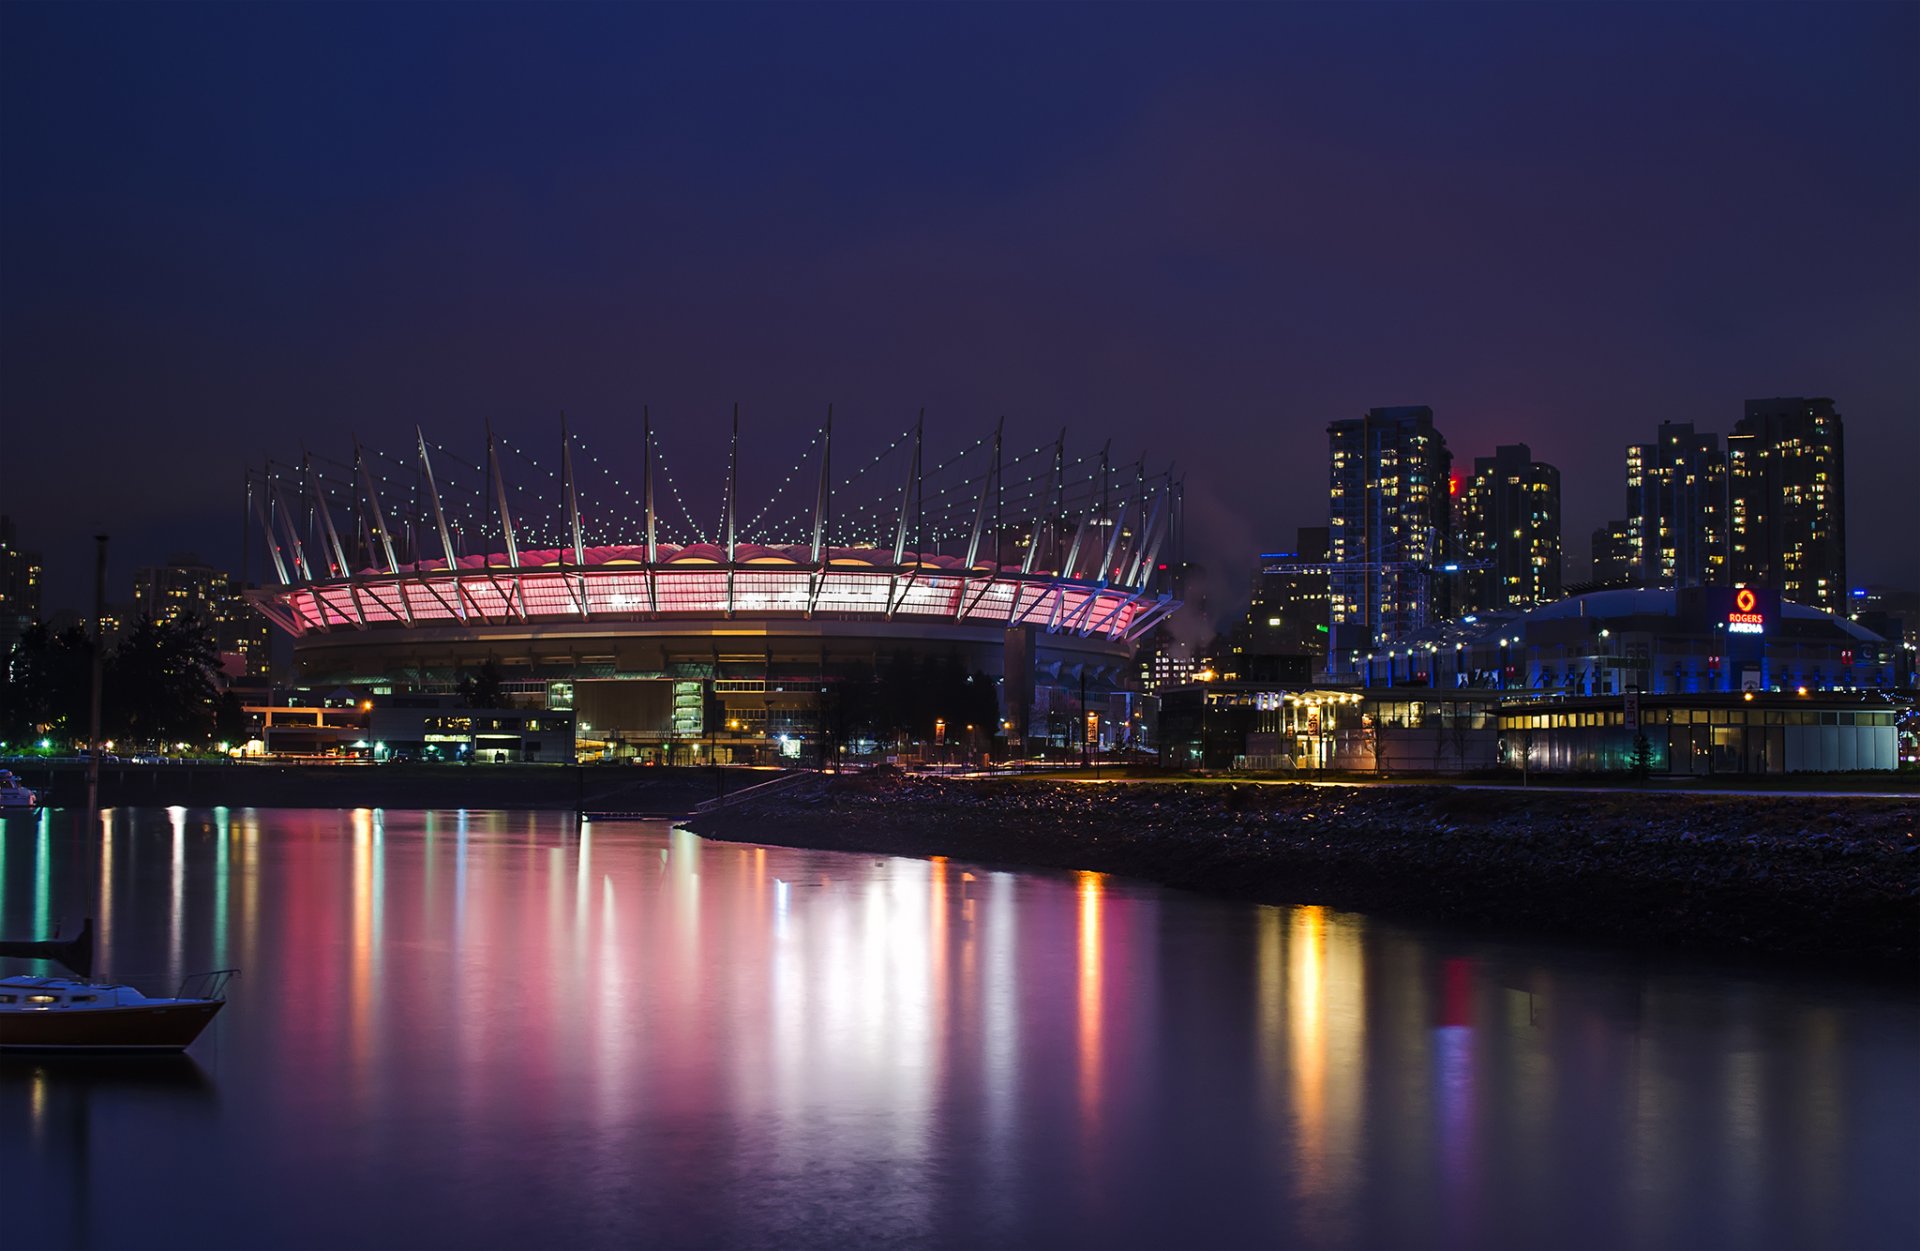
[246,416,1179,762]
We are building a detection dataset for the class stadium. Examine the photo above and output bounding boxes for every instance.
[245,414,1180,762]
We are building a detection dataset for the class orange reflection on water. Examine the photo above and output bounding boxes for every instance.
[1287,904,1365,1228]
[1291,906,1327,1185]
[930,857,949,1034]
[349,808,375,1077]
[1077,870,1104,1131]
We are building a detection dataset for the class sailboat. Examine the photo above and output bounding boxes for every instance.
[0,919,235,1053]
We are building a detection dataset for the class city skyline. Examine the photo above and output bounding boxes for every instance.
[3,4,1914,612]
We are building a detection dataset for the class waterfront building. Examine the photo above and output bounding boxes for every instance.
[1348,586,1900,697]
[369,695,576,763]
[1327,407,1452,671]
[1728,397,1846,613]
[1157,681,1498,772]
[1455,443,1562,613]
[0,515,44,652]
[244,419,1177,763]
[134,554,273,679]
[1496,690,1898,775]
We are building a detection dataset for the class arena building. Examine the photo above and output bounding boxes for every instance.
[1345,586,1903,696]
[245,416,1178,763]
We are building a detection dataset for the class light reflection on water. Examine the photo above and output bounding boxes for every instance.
[0,805,1915,1251]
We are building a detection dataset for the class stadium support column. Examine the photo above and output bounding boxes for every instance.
[1003,623,1033,755]
[886,411,922,617]
[269,472,314,582]
[306,454,350,580]
[486,420,520,569]
[416,428,458,571]
[1024,432,1064,577]
[252,468,292,585]
[725,404,739,616]
[561,414,585,566]
[808,405,832,614]
[356,439,400,575]
[642,408,658,613]
[561,415,588,620]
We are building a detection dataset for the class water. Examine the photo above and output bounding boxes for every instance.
[2,807,1916,1251]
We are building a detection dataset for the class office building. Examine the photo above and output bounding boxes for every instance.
[1226,527,1331,674]
[1327,407,1452,671]
[1456,444,1561,612]
[1728,397,1845,613]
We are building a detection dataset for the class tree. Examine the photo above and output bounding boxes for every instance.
[213,690,251,746]
[1629,732,1653,785]
[818,666,878,770]
[106,613,221,747]
[876,649,919,749]
[459,659,508,709]
[1,623,93,744]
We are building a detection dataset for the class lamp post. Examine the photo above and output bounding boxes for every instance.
[87,534,107,813]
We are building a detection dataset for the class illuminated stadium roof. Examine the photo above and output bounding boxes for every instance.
[245,416,1181,647]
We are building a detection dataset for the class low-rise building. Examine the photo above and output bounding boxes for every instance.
[1496,691,1899,775]
[369,695,576,763]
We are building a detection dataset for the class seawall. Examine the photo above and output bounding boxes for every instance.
[684,774,1920,971]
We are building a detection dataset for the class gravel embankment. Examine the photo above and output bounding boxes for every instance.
[685,773,1920,971]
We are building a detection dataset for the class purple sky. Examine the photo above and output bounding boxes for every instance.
[3,2,1915,616]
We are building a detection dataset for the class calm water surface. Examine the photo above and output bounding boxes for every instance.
[1,806,1916,1251]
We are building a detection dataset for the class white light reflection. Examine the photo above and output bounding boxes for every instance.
[33,808,51,939]
[213,807,230,967]
[168,805,187,987]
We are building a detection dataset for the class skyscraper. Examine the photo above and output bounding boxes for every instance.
[1456,443,1562,612]
[1728,397,1845,612]
[1597,422,1728,590]
[0,515,44,652]
[1327,407,1451,668]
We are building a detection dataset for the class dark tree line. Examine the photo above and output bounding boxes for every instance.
[817,650,1002,764]
[0,614,244,748]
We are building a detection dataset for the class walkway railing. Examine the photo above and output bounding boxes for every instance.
[690,769,814,814]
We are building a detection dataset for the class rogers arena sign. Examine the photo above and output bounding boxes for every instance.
[1728,587,1765,635]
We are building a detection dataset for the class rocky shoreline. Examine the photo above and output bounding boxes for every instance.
[684,773,1920,972]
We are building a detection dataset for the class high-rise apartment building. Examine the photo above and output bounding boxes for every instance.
[1596,422,1728,590]
[0,515,44,652]
[1728,397,1845,613]
[1328,407,1451,667]
[1455,444,1561,612]
[1589,520,1636,586]
[133,554,272,679]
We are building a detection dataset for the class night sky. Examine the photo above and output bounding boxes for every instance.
[4,2,1915,615]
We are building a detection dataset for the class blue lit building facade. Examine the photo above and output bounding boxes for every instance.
[1346,587,1902,696]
